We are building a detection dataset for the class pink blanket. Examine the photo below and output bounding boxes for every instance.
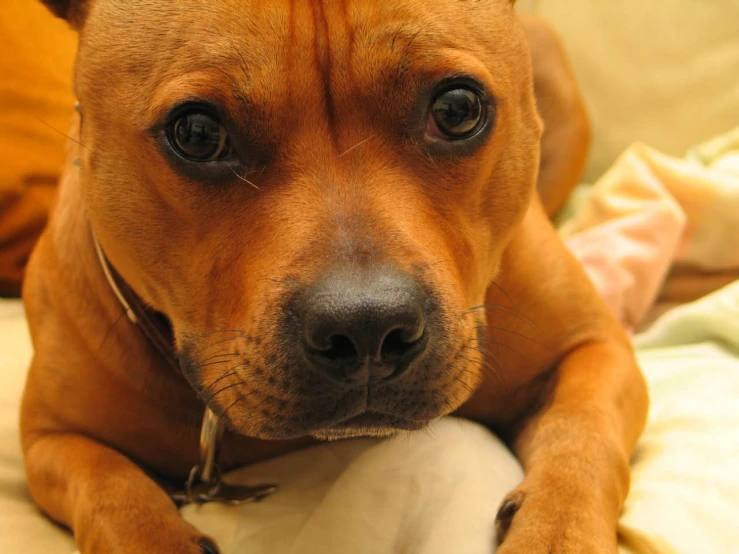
[560,127,739,332]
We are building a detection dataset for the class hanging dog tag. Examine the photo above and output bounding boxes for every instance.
[172,407,279,508]
[212,483,277,504]
[172,465,278,508]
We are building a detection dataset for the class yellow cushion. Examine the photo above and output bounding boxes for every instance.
[518,1,739,183]
[0,0,76,296]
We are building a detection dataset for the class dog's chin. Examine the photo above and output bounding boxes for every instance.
[220,405,437,440]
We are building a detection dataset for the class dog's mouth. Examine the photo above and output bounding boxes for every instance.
[192,333,481,441]
[212,376,459,440]
[183,328,486,440]
[181,327,481,441]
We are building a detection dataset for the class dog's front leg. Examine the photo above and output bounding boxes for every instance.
[22,432,218,554]
[459,199,649,553]
[494,339,647,554]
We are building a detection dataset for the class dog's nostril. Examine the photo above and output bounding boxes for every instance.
[318,334,358,362]
[381,328,421,360]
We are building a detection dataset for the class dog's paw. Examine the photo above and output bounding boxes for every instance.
[83,516,221,554]
[494,484,618,554]
[113,533,221,554]
[495,491,523,544]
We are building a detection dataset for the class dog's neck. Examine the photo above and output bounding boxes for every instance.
[90,228,178,367]
[88,163,281,508]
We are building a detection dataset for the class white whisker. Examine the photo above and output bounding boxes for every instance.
[230,166,261,190]
[337,135,375,158]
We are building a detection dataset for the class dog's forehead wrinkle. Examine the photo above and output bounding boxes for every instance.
[79,0,518,120]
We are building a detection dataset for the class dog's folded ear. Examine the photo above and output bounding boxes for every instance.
[40,0,89,29]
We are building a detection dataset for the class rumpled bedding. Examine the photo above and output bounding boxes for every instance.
[619,281,739,554]
[560,126,739,332]
[1,128,738,554]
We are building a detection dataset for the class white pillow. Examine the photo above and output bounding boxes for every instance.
[182,419,523,554]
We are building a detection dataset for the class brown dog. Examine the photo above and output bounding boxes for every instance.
[21,1,647,553]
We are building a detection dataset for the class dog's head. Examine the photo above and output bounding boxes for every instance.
[47,0,541,439]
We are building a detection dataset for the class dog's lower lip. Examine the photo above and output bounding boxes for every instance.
[329,411,426,431]
[308,411,428,440]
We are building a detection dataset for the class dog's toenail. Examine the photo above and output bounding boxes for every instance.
[495,499,521,543]
[198,538,220,554]
[496,499,519,521]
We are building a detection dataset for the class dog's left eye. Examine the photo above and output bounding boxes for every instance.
[427,87,484,140]
[166,109,230,162]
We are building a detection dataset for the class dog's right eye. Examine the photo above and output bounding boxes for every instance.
[166,109,230,162]
[427,87,485,140]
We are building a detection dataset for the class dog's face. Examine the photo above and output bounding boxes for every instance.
[69,0,541,439]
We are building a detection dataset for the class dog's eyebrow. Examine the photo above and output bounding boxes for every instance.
[198,59,251,107]
[362,23,430,81]
[228,38,252,87]
[387,24,425,54]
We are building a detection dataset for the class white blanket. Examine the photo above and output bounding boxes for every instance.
[182,421,522,554]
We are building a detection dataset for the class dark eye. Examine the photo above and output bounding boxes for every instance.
[167,109,230,162]
[428,87,484,140]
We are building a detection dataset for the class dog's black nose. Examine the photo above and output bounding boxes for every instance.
[299,268,428,384]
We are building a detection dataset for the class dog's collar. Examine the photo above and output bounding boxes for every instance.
[91,228,178,367]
